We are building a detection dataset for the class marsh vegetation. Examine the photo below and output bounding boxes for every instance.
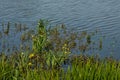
[0,20,119,80]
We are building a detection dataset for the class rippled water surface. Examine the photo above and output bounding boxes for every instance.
[0,0,120,58]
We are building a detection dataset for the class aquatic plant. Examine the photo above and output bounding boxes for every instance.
[0,20,110,80]
[32,19,47,54]
[0,52,120,80]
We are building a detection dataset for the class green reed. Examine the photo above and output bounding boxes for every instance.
[32,19,47,54]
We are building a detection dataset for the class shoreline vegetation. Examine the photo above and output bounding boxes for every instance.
[0,20,119,80]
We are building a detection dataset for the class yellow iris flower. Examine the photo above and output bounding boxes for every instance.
[29,53,35,58]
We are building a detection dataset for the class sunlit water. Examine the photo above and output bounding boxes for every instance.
[0,0,120,59]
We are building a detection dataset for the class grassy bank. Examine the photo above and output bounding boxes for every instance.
[0,53,120,80]
[0,20,119,80]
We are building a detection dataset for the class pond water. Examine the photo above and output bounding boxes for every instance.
[0,0,120,59]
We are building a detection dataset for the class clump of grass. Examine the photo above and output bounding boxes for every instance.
[67,55,120,80]
[32,19,47,54]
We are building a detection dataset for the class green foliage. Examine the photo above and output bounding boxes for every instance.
[0,53,120,80]
[32,19,47,53]
[45,50,68,69]
[0,20,114,80]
